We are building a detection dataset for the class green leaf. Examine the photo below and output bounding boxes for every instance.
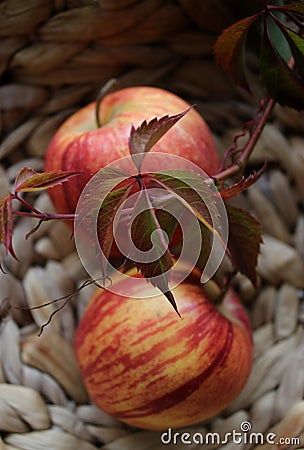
[151,170,222,241]
[226,205,262,286]
[155,210,179,248]
[260,22,304,109]
[129,108,192,171]
[278,3,304,15]
[214,14,259,90]
[278,25,304,78]
[267,10,291,63]
[130,189,179,315]
[14,167,82,193]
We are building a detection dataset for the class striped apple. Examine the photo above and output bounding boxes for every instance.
[44,86,220,216]
[74,273,253,430]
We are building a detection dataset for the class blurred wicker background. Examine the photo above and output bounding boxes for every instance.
[1,1,304,449]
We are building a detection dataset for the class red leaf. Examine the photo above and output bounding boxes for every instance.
[74,166,133,283]
[129,108,192,171]
[195,222,213,274]
[214,14,259,90]
[226,205,262,286]
[97,183,134,275]
[220,165,266,200]
[14,167,82,193]
[130,189,179,315]
[155,210,179,248]
[0,194,17,262]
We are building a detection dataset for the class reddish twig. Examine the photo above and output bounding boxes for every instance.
[214,96,275,182]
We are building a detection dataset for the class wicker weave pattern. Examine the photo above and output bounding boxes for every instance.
[1,1,304,449]
[0,0,244,160]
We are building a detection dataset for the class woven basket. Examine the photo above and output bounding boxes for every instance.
[1,1,304,449]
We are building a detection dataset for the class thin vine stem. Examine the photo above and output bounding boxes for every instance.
[215,53,295,182]
[13,210,75,220]
[14,194,42,215]
[214,96,275,182]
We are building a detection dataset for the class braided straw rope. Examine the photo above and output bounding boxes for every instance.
[1,1,304,449]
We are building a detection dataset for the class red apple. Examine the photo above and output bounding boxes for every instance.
[44,86,220,215]
[74,273,253,430]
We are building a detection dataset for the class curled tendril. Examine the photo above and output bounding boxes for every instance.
[219,97,269,172]
[13,276,112,336]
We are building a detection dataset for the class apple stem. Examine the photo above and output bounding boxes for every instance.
[214,96,275,183]
[95,99,103,128]
[95,78,117,128]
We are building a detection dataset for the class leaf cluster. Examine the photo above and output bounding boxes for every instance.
[0,168,79,272]
[2,2,304,324]
[91,112,263,313]
[214,1,304,109]
[0,111,263,314]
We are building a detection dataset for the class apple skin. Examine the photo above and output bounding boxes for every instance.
[74,274,253,430]
[44,86,220,215]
